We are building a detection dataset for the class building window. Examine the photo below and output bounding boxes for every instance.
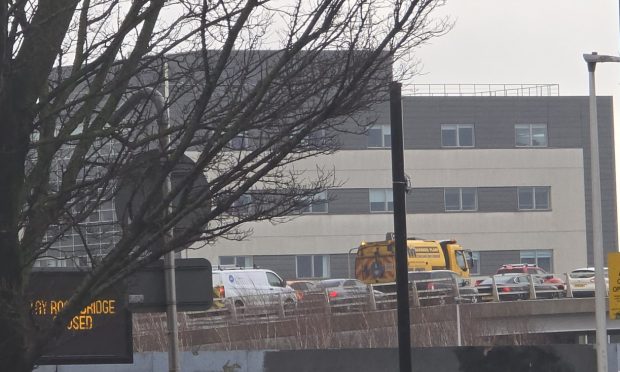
[518,187,550,210]
[302,129,326,147]
[296,255,330,278]
[444,188,477,211]
[40,187,119,268]
[520,250,553,272]
[367,124,391,148]
[231,194,253,215]
[515,124,548,147]
[228,132,249,150]
[87,198,115,223]
[302,191,328,214]
[219,255,253,268]
[470,252,481,275]
[34,258,69,268]
[369,189,393,212]
[441,124,474,147]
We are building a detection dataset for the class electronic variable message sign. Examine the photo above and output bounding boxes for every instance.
[127,258,212,312]
[28,269,132,364]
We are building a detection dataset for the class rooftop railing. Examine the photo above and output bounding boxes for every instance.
[405,83,560,97]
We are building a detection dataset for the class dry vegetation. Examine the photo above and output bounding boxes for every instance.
[133,301,554,352]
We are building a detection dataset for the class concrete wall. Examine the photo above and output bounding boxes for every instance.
[34,345,605,372]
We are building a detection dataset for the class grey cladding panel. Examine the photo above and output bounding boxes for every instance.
[329,188,370,214]
[338,102,390,150]
[596,97,618,259]
[254,255,351,280]
[338,96,602,150]
[338,118,371,150]
[479,250,520,275]
[334,187,527,215]
[407,188,444,214]
[400,96,589,150]
[330,254,353,278]
[580,96,617,265]
[406,187,517,214]
[477,187,517,212]
[402,97,516,150]
[253,256,296,280]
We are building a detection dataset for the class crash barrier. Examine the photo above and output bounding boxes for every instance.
[474,274,566,302]
[33,345,606,372]
[166,274,576,330]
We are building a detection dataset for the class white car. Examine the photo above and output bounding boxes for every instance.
[568,267,608,297]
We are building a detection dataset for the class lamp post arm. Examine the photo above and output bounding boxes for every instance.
[108,87,168,130]
[584,53,620,64]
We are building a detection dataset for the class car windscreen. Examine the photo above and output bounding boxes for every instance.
[479,276,519,285]
[317,281,342,288]
[569,270,595,279]
[289,282,307,290]
[569,269,607,278]
[496,268,523,274]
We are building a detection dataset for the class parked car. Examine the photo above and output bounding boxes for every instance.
[212,268,297,310]
[568,267,609,297]
[496,264,565,289]
[407,270,480,304]
[476,274,563,301]
[287,280,319,301]
[316,279,387,309]
[288,280,318,291]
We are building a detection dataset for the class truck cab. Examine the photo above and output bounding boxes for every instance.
[354,236,473,284]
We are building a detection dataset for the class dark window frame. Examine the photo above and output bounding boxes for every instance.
[444,187,478,212]
[441,124,475,148]
[517,186,551,211]
[367,124,391,148]
[369,188,394,212]
[295,255,330,279]
[515,124,548,147]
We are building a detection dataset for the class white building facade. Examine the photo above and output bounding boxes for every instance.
[190,89,618,279]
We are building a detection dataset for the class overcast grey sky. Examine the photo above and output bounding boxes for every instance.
[412,1,619,95]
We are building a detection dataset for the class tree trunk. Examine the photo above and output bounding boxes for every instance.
[0,95,37,372]
[0,294,36,372]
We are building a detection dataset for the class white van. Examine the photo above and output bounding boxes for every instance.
[212,268,296,309]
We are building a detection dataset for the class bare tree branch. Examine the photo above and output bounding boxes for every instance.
[0,0,451,369]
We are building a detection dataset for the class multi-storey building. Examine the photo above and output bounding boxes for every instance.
[190,85,618,278]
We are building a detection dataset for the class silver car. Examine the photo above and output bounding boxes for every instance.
[568,267,608,297]
[316,279,386,310]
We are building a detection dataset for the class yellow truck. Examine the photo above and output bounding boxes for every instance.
[354,237,474,284]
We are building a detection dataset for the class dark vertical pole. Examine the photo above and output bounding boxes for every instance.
[390,81,411,372]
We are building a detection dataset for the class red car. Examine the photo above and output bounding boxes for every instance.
[496,264,565,289]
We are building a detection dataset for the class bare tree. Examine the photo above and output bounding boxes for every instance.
[0,0,449,370]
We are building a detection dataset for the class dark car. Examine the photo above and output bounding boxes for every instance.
[287,280,318,302]
[476,274,563,301]
[407,270,480,304]
[288,280,317,291]
[496,264,565,289]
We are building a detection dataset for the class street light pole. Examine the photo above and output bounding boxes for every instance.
[108,84,179,371]
[161,61,180,372]
[583,51,620,372]
[390,81,412,372]
[106,61,179,371]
